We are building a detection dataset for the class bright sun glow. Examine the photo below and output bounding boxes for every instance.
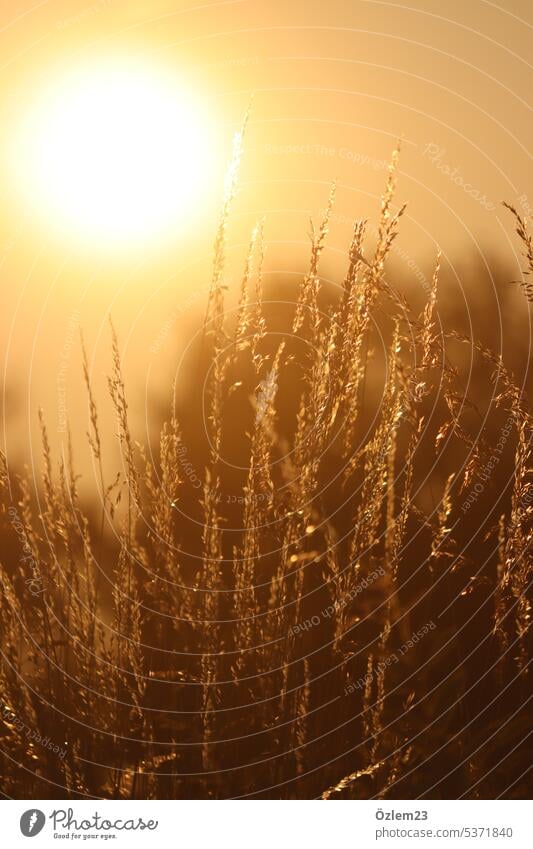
[15,60,214,252]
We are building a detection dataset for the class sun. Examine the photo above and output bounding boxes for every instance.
[13,59,215,253]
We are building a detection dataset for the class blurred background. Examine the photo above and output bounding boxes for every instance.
[0,0,531,477]
[0,0,531,801]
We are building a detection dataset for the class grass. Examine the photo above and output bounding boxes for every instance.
[0,140,531,799]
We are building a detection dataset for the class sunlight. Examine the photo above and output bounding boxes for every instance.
[14,58,214,252]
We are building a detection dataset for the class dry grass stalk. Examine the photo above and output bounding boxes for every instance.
[1,144,531,800]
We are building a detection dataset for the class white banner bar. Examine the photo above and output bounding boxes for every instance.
[1,799,529,848]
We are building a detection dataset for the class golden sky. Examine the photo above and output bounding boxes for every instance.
[0,0,531,467]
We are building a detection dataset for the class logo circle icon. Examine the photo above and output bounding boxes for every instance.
[20,810,46,837]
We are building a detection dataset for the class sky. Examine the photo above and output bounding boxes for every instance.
[0,0,531,468]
